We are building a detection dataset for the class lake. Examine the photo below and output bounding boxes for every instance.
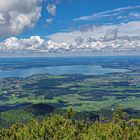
[0,64,129,78]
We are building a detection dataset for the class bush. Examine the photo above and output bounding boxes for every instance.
[0,109,140,140]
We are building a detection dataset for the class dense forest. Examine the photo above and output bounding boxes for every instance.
[1,108,140,140]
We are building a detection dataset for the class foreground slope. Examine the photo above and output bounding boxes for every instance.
[1,108,140,140]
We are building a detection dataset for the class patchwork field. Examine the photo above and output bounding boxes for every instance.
[0,56,140,127]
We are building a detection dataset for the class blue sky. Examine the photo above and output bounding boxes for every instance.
[0,0,140,55]
[1,0,139,40]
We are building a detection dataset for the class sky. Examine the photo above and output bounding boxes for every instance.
[0,0,140,56]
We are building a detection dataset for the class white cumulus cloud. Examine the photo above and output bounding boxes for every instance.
[0,33,140,55]
[46,18,53,24]
[47,3,56,16]
[0,0,42,37]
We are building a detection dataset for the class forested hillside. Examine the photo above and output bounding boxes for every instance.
[1,108,140,140]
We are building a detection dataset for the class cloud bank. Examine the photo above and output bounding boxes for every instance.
[0,31,140,55]
[48,21,140,43]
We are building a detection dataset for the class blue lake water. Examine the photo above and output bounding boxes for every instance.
[0,65,129,78]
